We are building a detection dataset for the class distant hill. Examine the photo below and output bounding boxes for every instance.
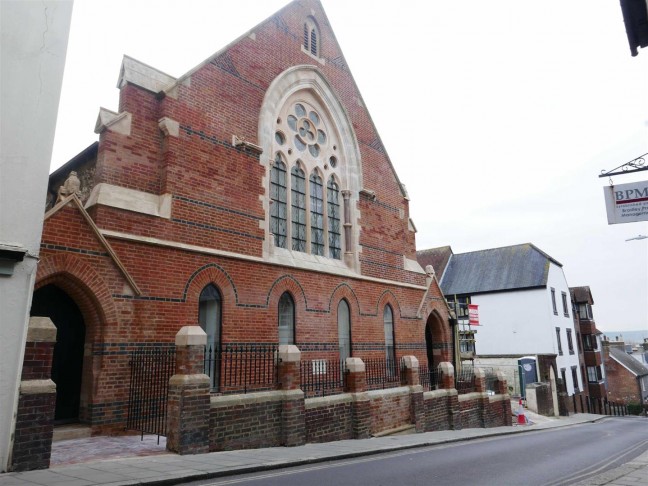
[601,330,648,345]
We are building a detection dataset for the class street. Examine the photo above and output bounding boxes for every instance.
[187,417,648,486]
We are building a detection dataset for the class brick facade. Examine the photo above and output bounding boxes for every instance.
[31,0,453,440]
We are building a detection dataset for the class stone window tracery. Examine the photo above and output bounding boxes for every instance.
[304,17,320,57]
[270,94,347,261]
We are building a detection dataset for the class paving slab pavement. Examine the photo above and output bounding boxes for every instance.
[1,413,646,486]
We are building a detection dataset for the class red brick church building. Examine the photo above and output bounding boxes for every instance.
[32,0,453,435]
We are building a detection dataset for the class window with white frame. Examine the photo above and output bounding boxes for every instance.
[270,94,346,260]
[578,303,593,320]
[587,366,602,383]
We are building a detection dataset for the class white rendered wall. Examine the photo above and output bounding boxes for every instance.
[0,0,72,471]
[471,262,582,395]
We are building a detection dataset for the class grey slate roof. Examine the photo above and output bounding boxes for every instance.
[609,346,648,377]
[439,243,561,296]
[416,246,453,278]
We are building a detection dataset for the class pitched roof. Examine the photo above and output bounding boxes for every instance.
[439,243,560,296]
[416,246,453,278]
[609,346,648,377]
[570,286,594,305]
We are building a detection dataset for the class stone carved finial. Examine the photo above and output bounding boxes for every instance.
[425,265,435,277]
[56,171,81,202]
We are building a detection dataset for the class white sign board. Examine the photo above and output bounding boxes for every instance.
[603,180,648,224]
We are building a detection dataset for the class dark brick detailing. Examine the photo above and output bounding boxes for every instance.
[40,243,107,257]
[11,392,56,471]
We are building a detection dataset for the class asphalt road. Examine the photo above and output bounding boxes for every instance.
[186,417,648,486]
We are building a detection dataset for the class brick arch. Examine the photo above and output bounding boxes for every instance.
[375,290,402,318]
[35,253,117,340]
[266,275,307,311]
[425,309,452,365]
[328,283,360,317]
[183,263,238,310]
[33,253,117,426]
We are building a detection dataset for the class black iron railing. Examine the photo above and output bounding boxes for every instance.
[204,343,279,394]
[126,347,175,441]
[365,357,403,390]
[483,368,498,394]
[420,364,441,391]
[455,365,476,394]
[300,359,347,398]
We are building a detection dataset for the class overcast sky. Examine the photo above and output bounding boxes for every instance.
[51,0,648,334]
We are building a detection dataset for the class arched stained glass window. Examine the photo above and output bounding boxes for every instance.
[278,292,295,345]
[199,284,222,390]
[327,178,341,259]
[338,300,351,363]
[383,305,396,373]
[291,165,306,252]
[310,173,324,256]
[270,154,287,248]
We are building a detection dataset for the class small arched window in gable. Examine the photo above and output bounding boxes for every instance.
[303,17,320,57]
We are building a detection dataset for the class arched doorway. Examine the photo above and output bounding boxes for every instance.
[31,284,86,423]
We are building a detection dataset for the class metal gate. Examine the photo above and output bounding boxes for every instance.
[126,347,175,440]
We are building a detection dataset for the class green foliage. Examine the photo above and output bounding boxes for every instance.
[626,402,644,415]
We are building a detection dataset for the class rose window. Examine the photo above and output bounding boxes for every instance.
[286,103,327,158]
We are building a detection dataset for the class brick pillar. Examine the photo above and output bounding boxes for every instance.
[346,357,371,439]
[439,361,455,390]
[166,326,210,455]
[439,362,460,430]
[11,317,57,471]
[278,345,305,446]
[403,356,424,432]
[474,368,488,427]
[497,371,512,426]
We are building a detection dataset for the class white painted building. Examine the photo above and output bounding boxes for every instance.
[0,0,73,472]
[418,243,583,415]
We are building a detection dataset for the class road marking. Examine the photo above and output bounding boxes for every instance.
[543,439,648,486]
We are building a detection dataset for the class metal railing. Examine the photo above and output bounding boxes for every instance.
[455,365,476,394]
[365,357,403,390]
[300,359,347,398]
[204,343,279,394]
[575,395,629,416]
[126,347,175,441]
[420,364,441,391]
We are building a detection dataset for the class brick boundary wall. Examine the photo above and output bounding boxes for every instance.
[176,351,510,452]
[10,317,58,471]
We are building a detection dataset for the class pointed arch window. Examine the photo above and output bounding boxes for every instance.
[270,153,287,248]
[310,173,324,256]
[327,178,341,259]
[278,292,295,345]
[338,299,351,363]
[291,165,306,252]
[199,284,222,390]
[270,95,349,262]
[303,17,320,57]
[383,305,396,371]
